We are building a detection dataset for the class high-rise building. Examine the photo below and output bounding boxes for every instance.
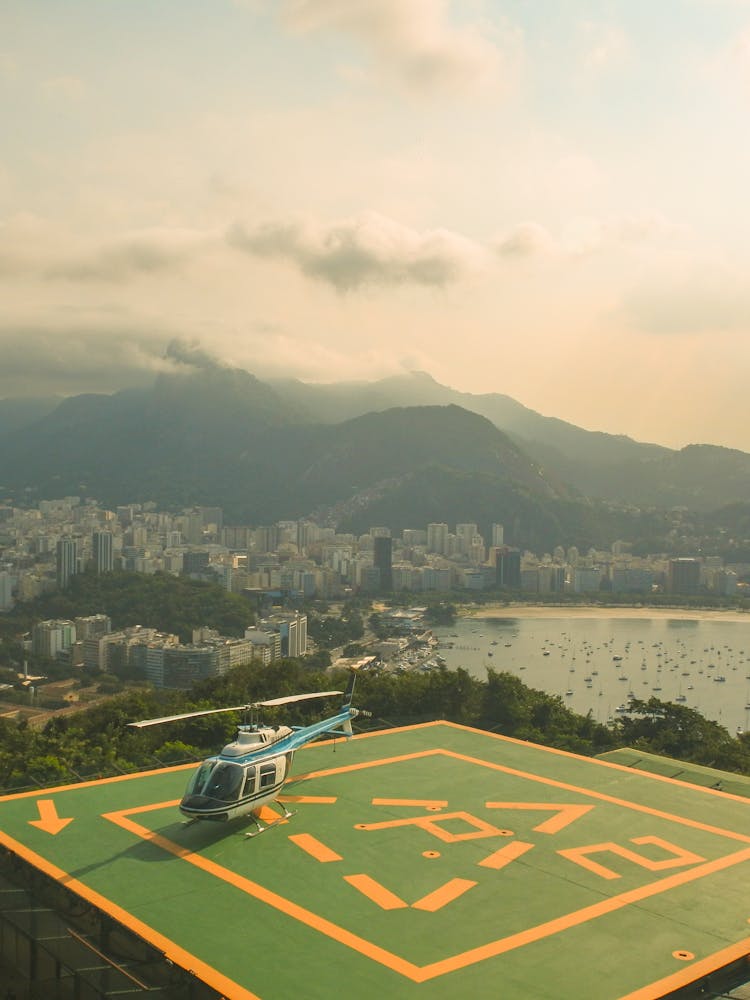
[495,546,521,590]
[92,530,114,574]
[32,619,77,658]
[668,558,701,595]
[426,523,449,555]
[56,538,78,589]
[373,535,393,592]
[491,523,504,546]
[0,571,14,611]
[455,523,478,556]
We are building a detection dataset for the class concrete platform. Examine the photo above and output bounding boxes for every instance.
[0,721,748,999]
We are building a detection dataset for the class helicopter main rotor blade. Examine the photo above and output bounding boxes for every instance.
[128,690,344,728]
[257,690,342,707]
[128,705,251,729]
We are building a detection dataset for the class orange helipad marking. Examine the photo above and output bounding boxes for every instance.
[371,798,448,809]
[344,874,408,910]
[103,806,421,979]
[256,804,286,825]
[96,746,750,987]
[28,799,73,835]
[356,810,509,843]
[478,840,534,871]
[558,836,705,881]
[485,801,594,834]
[412,878,476,912]
[288,833,342,863]
[3,722,749,998]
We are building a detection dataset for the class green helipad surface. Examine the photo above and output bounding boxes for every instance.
[0,722,749,1000]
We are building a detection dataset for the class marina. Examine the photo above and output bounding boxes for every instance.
[433,614,750,736]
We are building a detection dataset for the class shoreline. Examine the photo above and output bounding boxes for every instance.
[461,603,750,623]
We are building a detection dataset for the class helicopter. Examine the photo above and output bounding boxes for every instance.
[128,670,361,835]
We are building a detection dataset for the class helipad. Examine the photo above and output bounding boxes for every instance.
[0,721,748,999]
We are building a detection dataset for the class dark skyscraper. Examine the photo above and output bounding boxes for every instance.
[56,538,78,589]
[92,530,114,574]
[373,535,393,592]
[495,546,521,590]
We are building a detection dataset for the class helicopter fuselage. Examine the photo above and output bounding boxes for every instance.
[178,704,357,822]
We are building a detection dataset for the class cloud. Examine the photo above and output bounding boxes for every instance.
[280,0,514,95]
[228,211,482,290]
[492,213,686,261]
[164,338,225,371]
[0,324,183,397]
[494,222,557,258]
[45,228,209,282]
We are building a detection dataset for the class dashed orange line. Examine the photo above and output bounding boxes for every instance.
[412,878,476,912]
[344,874,408,910]
[288,833,342,863]
[478,840,535,871]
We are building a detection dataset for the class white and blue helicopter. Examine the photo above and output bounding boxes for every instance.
[129,671,361,835]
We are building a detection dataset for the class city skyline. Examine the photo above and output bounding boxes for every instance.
[3,2,750,450]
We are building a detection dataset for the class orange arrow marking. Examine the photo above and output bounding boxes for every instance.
[29,799,73,835]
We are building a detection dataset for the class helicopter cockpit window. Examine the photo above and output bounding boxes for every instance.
[206,762,244,802]
[186,761,214,797]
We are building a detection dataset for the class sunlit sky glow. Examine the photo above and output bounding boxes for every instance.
[2,0,750,449]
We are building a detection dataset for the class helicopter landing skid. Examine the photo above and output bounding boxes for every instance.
[245,803,297,838]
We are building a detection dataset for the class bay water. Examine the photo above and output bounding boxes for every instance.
[432,614,750,736]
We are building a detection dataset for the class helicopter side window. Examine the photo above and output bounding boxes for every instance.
[206,762,243,802]
[259,762,277,789]
[242,766,256,797]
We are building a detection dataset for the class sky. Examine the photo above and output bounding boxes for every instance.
[2,0,750,451]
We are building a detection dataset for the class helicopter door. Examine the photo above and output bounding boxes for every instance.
[258,761,278,790]
[241,765,257,799]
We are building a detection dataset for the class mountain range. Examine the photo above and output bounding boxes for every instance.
[0,363,748,552]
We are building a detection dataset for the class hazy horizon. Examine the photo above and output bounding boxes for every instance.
[3,1,750,450]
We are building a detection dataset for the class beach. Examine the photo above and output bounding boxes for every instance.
[462,603,750,623]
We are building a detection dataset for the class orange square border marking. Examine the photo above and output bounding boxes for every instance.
[101,746,750,987]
